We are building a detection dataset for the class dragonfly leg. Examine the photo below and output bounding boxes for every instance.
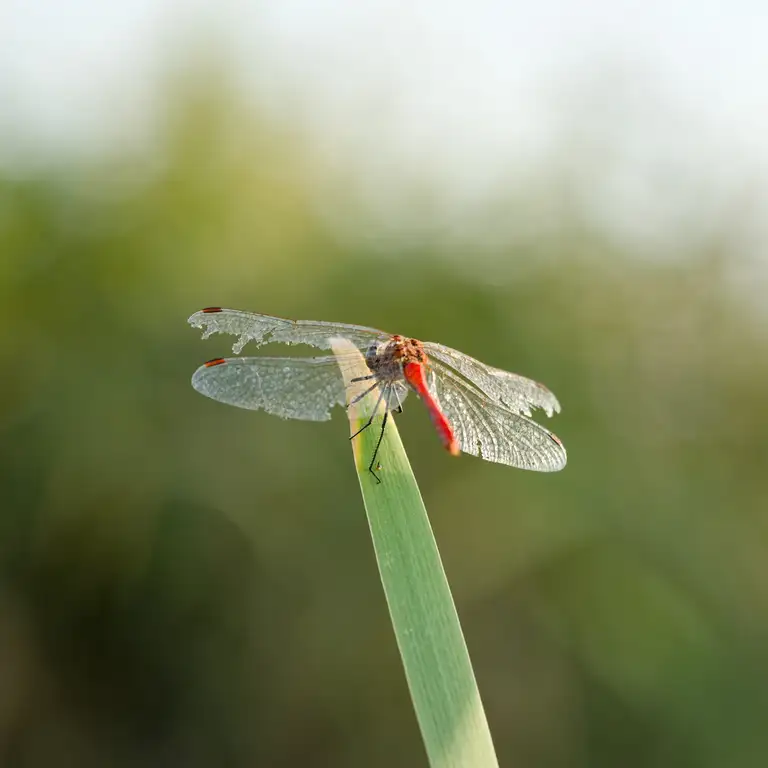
[392,387,404,415]
[347,380,379,410]
[350,374,377,383]
[368,410,389,484]
[349,386,386,440]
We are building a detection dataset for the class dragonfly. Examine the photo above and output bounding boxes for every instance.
[189,307,567,481]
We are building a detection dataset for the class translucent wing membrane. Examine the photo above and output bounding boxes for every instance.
[427,364,567,471]
[192,354,408,421]
[423,342,560,417]
[189,308,389,355]
[192,356,348,420]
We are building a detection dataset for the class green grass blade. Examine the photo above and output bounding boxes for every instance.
[331,339,499,768]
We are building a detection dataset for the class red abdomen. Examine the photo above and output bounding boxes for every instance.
[402,362,460,456]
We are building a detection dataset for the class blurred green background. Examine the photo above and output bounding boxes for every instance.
[3,11,768,768]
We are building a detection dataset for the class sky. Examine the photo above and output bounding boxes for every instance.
[2,0,767,257]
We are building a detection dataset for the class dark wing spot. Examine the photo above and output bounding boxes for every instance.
[201,307,222,313]
[204,358,227,367]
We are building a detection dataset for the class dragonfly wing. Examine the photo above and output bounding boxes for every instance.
[189,308,390,354]
[427,365,567,471]
[192,356,350,421]
[423,342,561,417]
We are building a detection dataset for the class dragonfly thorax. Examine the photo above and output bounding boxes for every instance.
[365,335,428,383]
